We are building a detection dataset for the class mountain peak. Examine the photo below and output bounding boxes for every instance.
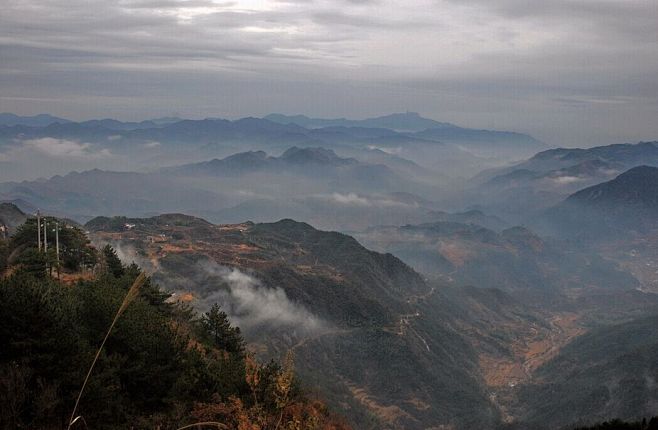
[567,165,658,206]
[280,146,346,164]
[264,112,454,131]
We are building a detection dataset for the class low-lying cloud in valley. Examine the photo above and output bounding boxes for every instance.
[106,242,325,334]
[202,266,325,333]
[22,137,112,159]
[0,137,117,181]
[196,262,325,334]
[324,192,419,208]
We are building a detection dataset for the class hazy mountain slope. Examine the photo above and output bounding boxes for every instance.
[0,170,226,220]
[414,126,545,160]
[426,209,509,231]
[0,161,443,231]
[0,113,524,182]
[0,202,27,234]
[266,112,545,168]
[165,147,439,194]
[538,166,658,239]
[164,147,359,177]
[514,313,658,428]
[355,221,638,302]
[85,215,501,429]
[0,113,71,127]
[265,112,453,131]
[475,141,658,187]
[459,142,658,223]
[81,213,658,429]
[209,193,441,232]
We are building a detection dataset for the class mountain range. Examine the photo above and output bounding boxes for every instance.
[86,215,500,429]
[0,146,449,229]
[83,213,658,429]
[355,221,639,305]
[537,165,658,239]
[460,141,658,222]
[0,112,545,182]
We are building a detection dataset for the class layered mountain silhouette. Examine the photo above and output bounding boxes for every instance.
[0,113,71,127]
[463,141,658,222]
[164,147,358,176]
[265,111,455,131]
[0,112,545,182]
[356,220,638,302]
[538,166,658,238]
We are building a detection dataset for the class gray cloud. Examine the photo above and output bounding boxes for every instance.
[188,261,326,334]
[1,0,657,146]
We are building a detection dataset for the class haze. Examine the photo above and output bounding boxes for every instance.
[2,0,658,146]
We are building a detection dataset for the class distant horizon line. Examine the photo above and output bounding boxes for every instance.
[1,110,433,123]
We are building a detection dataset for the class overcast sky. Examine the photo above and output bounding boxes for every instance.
[1,0,657,146]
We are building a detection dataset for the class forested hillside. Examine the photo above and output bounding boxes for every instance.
[0,222,348,429]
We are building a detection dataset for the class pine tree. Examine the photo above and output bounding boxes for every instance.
[0,238,8,273]
[201,303,244,354]
[103,245,124,278]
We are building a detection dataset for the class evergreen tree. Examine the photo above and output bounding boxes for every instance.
[10,217,97,273]
[0,238,8,273]
[16,248,47,278]
[202,303,245,355]
[103,244,124,278]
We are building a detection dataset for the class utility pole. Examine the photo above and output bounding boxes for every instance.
[37,210,42,251]
[55,222,60,278]
[43,219,48,275]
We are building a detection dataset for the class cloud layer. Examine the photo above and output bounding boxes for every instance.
[1,0,657,145]
[193,261,325,334]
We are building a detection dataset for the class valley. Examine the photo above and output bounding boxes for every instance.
[80,209,658,429]
[3,115,658,429]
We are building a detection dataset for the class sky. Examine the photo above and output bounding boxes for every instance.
[1,0,657,146]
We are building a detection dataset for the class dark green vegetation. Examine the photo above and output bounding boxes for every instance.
[9,216,97,277]
[571,417,658,430]
[0,244,348,430]
[0,238,7,273]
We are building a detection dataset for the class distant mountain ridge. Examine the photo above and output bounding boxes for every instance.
[266,112,544,147]
[0,113,71,127]
[0,112,545,181]
[462,141,658,223]
[265,111,454,131]
[164,147,359,176]
[478,141,658,185]
[566,165,658,207]
[355,220,638,301]
[0,112,542,150]
[538,166,658,238]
